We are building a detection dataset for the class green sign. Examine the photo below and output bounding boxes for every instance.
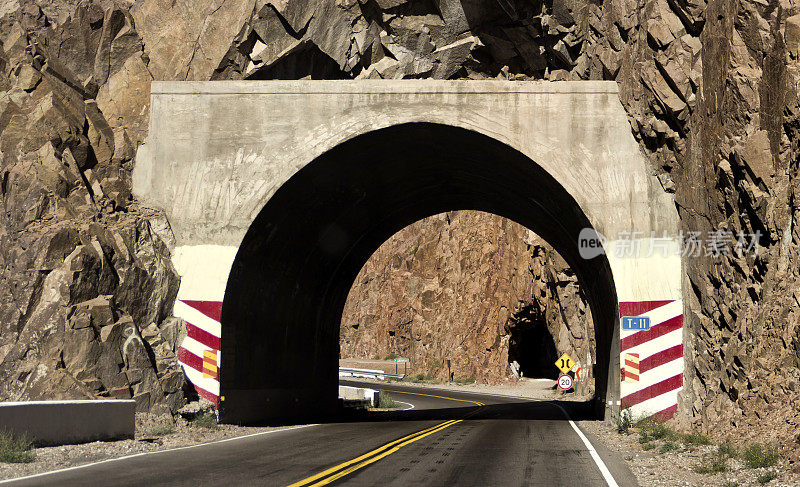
[394,358,409,363]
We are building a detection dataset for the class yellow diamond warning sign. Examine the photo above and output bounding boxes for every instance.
[555,353,574,374]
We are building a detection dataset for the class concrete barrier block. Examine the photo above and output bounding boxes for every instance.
[338,386,379,407]
[0,400,136,446]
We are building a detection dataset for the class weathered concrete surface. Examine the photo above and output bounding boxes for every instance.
[134,80,680,423]
[136,80,676,244]
[0,400,135,446]
[338,385,378,407]
[134,80,680,303]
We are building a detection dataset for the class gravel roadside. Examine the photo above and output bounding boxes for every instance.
[0,413,310,482]
[579,420,800,487]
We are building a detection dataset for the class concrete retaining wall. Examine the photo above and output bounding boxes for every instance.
[0,400,136,446]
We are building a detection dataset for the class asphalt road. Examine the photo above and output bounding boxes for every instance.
[3,382,638,486]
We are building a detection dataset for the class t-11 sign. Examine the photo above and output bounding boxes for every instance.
[622,316,650,330]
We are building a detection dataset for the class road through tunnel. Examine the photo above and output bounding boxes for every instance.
[219,123,618,424]
[338,210,596,386]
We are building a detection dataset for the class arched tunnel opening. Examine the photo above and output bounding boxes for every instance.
[338,210,596,386]
[219,123,618,424]
[507,302,561,380]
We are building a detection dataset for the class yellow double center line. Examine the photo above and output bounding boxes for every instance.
[288,390,483,486]
[387,390,485,407]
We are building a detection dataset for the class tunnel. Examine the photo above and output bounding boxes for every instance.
[219,122,619,424]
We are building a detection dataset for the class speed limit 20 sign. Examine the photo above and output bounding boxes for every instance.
[557,374,574,391]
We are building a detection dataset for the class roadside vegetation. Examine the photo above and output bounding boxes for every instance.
[614,408,633,434]
[631,416,718,456]
[146,424,176,437]
[376,394,400,409]
[757,471,778,484]
[658,441,679,453]
[408,373,439,383]
[0,431,35,463]
[613,411,784,482]
[189,411,219,429]
[742,443,779,469]
[718,441,738,458]
[694,450,729,474]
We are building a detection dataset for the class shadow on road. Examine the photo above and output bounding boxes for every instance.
[338,398,599,423]
[249,382,603,427]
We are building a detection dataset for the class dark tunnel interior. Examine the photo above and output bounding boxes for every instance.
[506,303,561,380]
[219,122,619,424]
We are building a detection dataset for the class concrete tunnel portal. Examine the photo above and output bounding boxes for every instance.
[133,80,684,425]
[219,123,619,423]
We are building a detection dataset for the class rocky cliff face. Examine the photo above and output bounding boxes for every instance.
[0,0,798,451]
[339,212,594,387]
[676,0,800,449]
[0,1,186,411]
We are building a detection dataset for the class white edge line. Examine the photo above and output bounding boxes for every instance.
[567,419,620,487]
[394,400,415,411]
[0,424,319,485]
[549,402,620,487]
[356,382,619,486]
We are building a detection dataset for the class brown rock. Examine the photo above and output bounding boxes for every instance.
[14,64,41,92]
[132,0,258,81]
[738,129,774,183]
[647,0,686,46]
[95,54,151,145]
[787,14,800,57]
[340,212,594,386]
[84,99,115,165]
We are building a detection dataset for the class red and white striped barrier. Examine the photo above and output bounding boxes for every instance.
[623,353,640,382]
[174,299,223,405]
[619,300,683,420]
[167,252,684,419]
[171,296,684,418]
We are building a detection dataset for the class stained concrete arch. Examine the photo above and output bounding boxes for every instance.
[220,123,618,423]
[133,81,683,424]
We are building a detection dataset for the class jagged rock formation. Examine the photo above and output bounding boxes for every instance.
[0,1,186,411]
[676,0,800,450]
[0,0,797,452]
[339,211,595,388]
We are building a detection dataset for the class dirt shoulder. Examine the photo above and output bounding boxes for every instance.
[0,414,306,482]
[580,419,799,487]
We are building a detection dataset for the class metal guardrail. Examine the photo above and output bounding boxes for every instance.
[338,367,405,380]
